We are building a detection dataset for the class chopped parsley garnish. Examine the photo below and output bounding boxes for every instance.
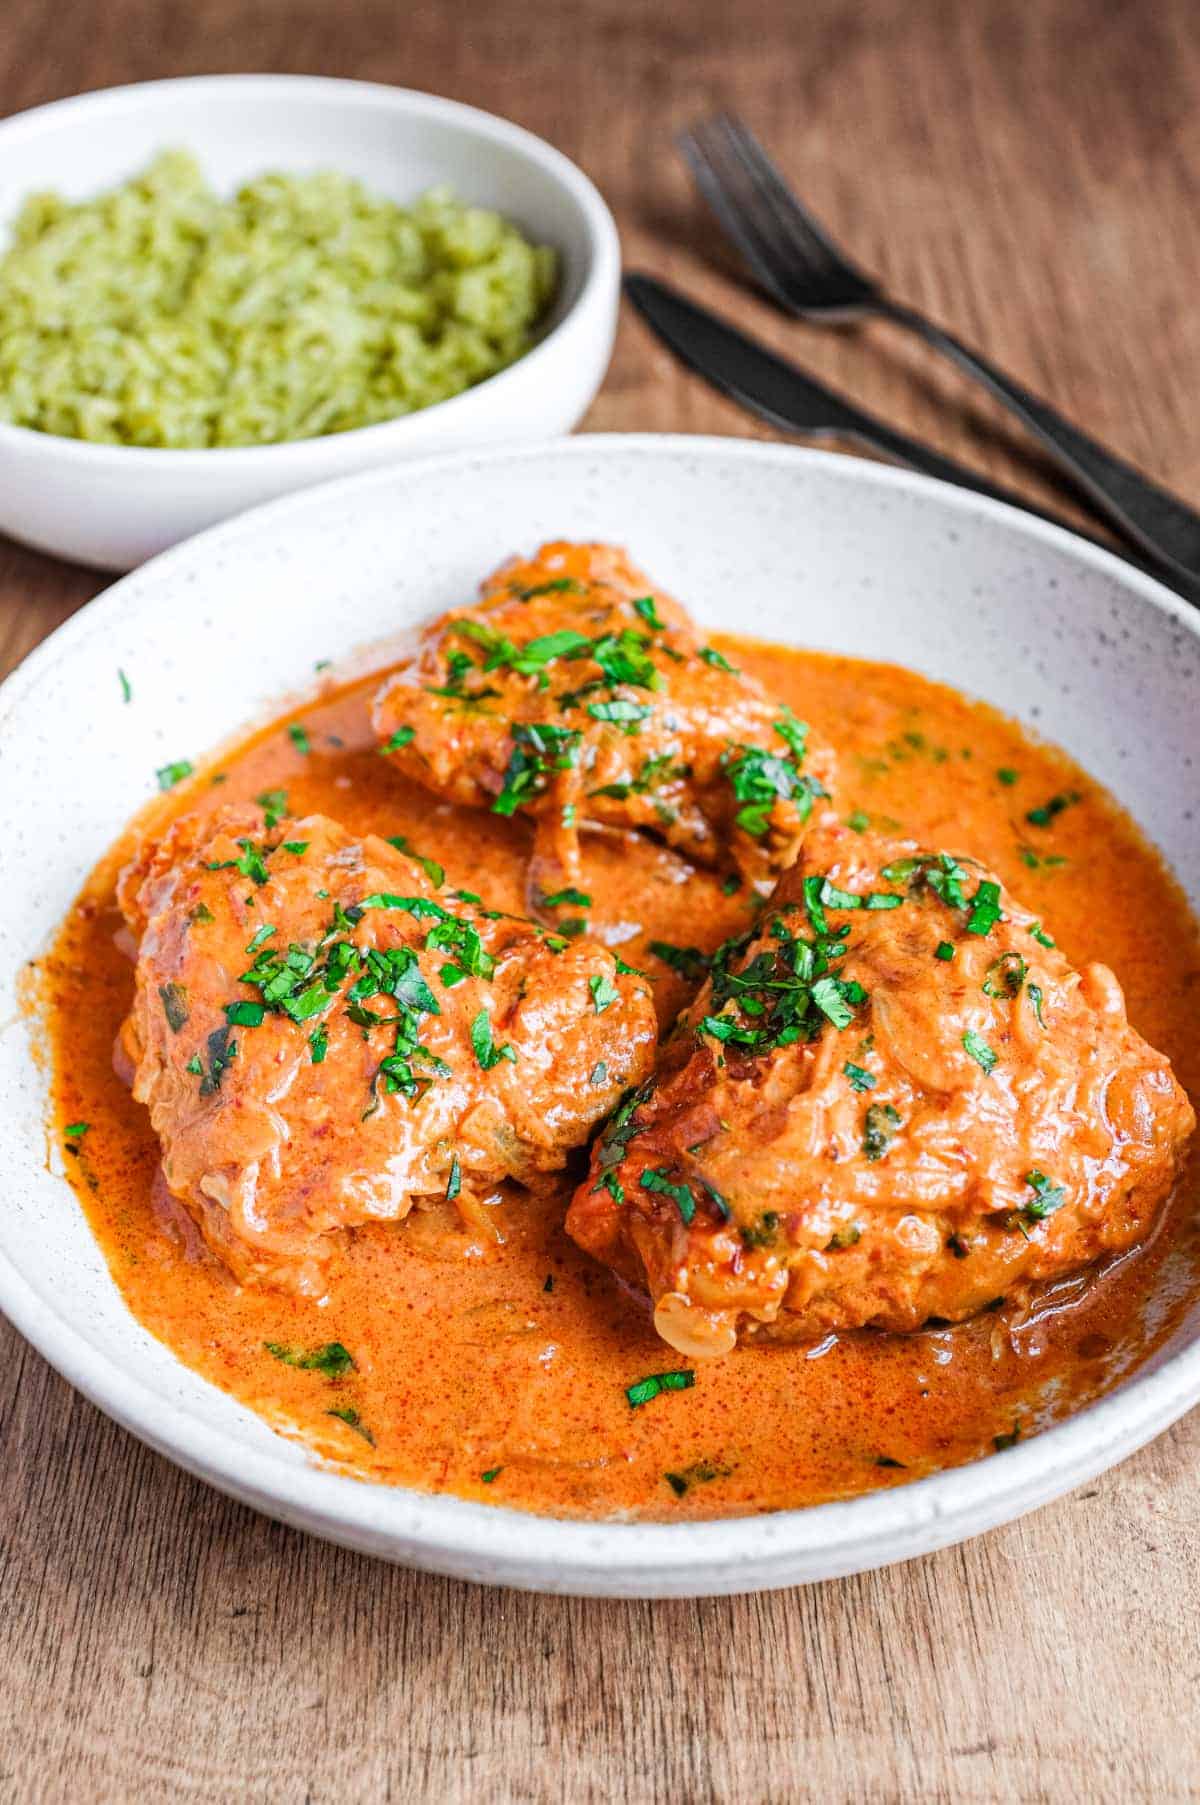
[819,877,902,913]
[721,875,741,896]
[187,1026,238,1095]
[773,707,809,762]
[287,722,311,756]
[118,668,132,703]
[1026,791,1080,828]
[827,1225,862,1250]
[997,767,1019,786]
[876,1455,906,1470]
[481,1466,503,1483]
[587,697,653,731]
[846,809,870,833]
[327,1406,374,1446]
[158,981,189,1032]
[863,1101,901,1161]
[647,941,710,982]
[591,749,691,804]
[541,886,592,908]
[1029,922,1056,948]
[994,1423,1022,1452]
[264,1341,354,1378]
[699,645,739,674]
[811,975,855,1029]
[225,1000,266,1027]
[966,879,1003,936]
[156,759,194,791]
[511,628,593,675]
[632,594,666,630]
[741,1210,780,1249]
[640,1167,697,1224]
[935,941,956,961]
[64,1121,89,1138]
[722,718,824,839]
[589,973,619,1014]
[308,1024,328,1063]
[588,628,661,693]
[446,1154,462,1202]
[280,840,308,856]
[470,1008,516,1070]
[962,1029,998,1074]
[699,904,866,1056]
[983,952,1026,999]
[843,1060,876,1092]
[626,1370,695,1408]
[1023,1170,1067,1220]
[255,788,288,829]
[381,726,415,753]
[590,1079,655,1204]
[516,577,582,600]
[493,720,581,816]
[1019,845,1069,871]
[664,1460,727,1496]
[385,834,445,887]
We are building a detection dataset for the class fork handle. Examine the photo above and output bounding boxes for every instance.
[880,299,1200,587]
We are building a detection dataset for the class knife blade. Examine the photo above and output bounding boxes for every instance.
[623,270,1131,548]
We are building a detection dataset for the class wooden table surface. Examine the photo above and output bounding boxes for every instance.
[3,0,1199,1798]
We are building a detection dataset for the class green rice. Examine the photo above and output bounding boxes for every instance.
[0,151,558,448]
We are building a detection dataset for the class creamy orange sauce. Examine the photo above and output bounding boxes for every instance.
[42,641,1200,1519]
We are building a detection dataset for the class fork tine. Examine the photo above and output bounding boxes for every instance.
[679,125,805,309]
[683,114,878,315]
[716,116,861,281]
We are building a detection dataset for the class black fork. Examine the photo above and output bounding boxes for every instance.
[681,114,1200,590]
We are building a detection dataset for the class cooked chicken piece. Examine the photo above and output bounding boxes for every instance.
[567,823,1195,1358]
[372,541,836,904]
[118,804,658,1293]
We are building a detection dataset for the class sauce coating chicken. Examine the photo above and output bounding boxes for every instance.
[118,804,657,1293]
[372,541,837,904]
[568,823,1195,1358]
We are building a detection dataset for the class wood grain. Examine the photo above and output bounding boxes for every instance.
[1,0,1199,1798]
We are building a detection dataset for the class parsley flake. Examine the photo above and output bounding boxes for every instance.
[264,1340,354,1379]
[470,1009,516,1070]
[626,1370,695,1408]
[589,973,619,1014]
[843,1060,876,1092]
[156,759,194,791]
[962,1029,998,1074]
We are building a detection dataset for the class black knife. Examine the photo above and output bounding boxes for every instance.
[624,270,1180,581]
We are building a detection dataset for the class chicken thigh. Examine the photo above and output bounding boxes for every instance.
[372,540,837,903]
[118,803,658,1292]
[568,823,1195,1357]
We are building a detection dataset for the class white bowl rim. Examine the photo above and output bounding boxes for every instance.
[0,73,620,469]
[2,432,1198,1593]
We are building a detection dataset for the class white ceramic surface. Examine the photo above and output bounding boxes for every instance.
[1,436,1197,1598]
[0,77,619,570]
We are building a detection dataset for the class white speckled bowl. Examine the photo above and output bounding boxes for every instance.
[0,76,620,570]
[0,436,1197,1596]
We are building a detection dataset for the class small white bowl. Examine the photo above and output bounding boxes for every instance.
[0,76,620,570]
